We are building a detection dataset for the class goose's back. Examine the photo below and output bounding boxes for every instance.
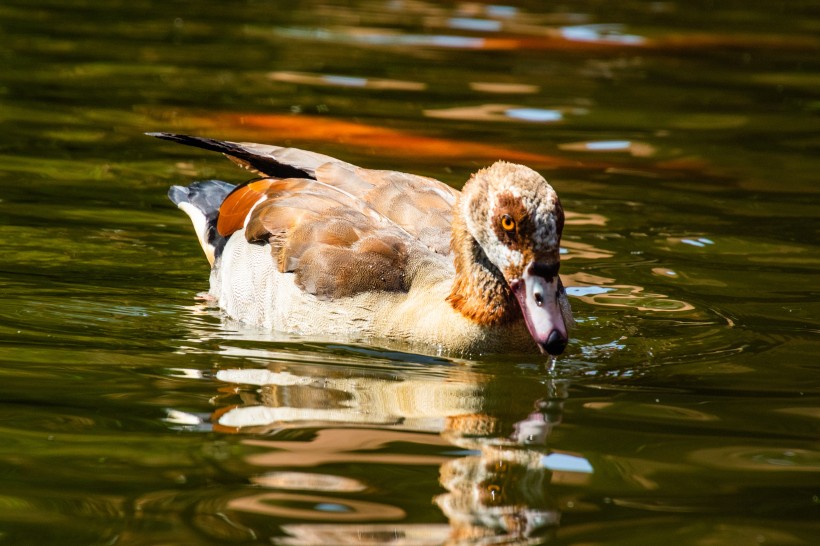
[215,152,458,302]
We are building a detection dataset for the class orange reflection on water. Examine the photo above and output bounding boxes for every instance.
[194,112,577,166]
[151,110,721,176]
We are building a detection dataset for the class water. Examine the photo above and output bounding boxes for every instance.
[1,1,819,544]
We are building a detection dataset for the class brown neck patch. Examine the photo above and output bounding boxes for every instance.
[446,208,519,326]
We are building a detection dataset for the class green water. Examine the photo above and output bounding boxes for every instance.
[1,1,819,544]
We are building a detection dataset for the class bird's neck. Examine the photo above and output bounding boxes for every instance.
[447,209,518,325]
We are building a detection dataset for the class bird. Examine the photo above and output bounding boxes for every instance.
[151,132,572,357]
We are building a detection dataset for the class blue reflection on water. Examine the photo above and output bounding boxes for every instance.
[447,17,502,32]
[541,453,594,473]
[566,286,614,297]
[505,108,563,122]
[315,503,353,513]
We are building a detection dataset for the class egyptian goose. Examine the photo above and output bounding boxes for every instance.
[152,133,572,356]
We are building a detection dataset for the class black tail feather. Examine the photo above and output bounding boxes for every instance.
[147,132,313,180]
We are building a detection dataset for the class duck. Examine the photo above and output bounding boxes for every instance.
[151,132,572,356]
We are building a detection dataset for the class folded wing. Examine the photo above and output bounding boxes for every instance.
[151,133,458,299]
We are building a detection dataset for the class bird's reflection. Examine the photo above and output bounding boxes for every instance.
[196,353,590,544]
[435,381,572,544]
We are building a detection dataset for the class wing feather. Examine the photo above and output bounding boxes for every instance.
[152,133,459,299]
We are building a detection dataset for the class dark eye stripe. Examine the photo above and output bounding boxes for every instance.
[528,261,559,280]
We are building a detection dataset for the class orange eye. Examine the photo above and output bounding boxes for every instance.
[500,214,516,233]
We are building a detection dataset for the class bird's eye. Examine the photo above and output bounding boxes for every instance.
[500,214,516,234]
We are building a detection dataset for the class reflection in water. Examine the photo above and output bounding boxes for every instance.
[558,24,645,46]
[565,269,695,314]
[436,448,560,544]
[424,103,585,123]
[268,17,649,52]
[268,71,427,91]
[262,2,818,53]
[569,280,695,313]
[469,82,539,94]
[559,140,656,157]
[275,524,450,545]
[272,26,508,51]
[230,491,406,522]
[436,383,580,544]
[167,111,558,164]
[206,362,588,544]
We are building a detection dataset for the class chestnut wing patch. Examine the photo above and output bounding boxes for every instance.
[216,179,276,237]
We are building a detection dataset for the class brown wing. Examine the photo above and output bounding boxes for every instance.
[314,162,458,256]
[244,163,459,299]
[241,179,414,299]
[151,133,458,298]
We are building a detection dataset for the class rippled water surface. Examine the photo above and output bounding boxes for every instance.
[1,1,819,544]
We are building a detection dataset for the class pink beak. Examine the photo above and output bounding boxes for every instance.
[510,262,568,355]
